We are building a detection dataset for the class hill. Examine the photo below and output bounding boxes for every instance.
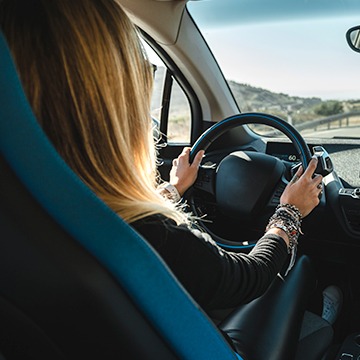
[228,81,322,115]
[152,67,359,137]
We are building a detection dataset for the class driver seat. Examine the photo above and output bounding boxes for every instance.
[0,33,242,360]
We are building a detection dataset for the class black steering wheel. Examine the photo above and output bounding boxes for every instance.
[188,113,315,248]
[190,113,311,165]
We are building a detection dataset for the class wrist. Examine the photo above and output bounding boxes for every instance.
[169,181,186,197]
[265,204,302,254]
[157,182,181,202]
[266,227,290,247]
[266,204,303,276]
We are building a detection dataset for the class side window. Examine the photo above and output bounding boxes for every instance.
[166,79,191,143]
[143,41,191,144]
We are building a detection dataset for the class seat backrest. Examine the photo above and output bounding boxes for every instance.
[0,33,241,359]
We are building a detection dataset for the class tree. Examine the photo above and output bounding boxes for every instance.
[314,101,343,116]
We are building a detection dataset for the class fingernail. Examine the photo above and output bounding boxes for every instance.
[311,155,318,160]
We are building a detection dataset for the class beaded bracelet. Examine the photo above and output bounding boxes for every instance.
[277,203,303,220]
[275,209,299,224]
[266,217,300,253]
[266,205,303,276]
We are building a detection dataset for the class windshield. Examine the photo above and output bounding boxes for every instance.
[188,0,360,139]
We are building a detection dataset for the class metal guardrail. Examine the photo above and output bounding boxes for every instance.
[262,111,360,136]
[295,111,360,132]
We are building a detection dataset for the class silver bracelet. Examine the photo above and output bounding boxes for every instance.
[277,203,303,220]
[265,211,302,276]
[266,220,299,253]
[157,182,181,202]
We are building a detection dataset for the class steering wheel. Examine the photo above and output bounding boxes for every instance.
[190,112,312,214]
[188,113,317,248]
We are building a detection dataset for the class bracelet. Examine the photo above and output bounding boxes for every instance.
[265,207,303,276]
[157,182,181,202]
[266,219,300,253]
[266,211,302,253]
[277,203,303,220]
[275,209,298,223]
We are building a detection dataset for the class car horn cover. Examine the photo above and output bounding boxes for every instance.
[216,151,285,218]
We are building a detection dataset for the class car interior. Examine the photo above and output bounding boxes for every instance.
[1,0,360,359]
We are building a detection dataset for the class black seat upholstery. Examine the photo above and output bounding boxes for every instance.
[0,156,180,359]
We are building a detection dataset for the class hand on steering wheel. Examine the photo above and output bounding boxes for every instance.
[169,147,204,196]
[280,156,323,218]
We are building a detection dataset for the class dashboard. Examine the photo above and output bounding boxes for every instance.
[190,138,360,246]
[266,140,360,188]
[266,141,302,163]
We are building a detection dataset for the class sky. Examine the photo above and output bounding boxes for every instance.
[188,0,360,28]
[187,1,360,100]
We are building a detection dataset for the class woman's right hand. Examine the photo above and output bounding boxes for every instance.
[169,147,204,196]
[280,157,323,218]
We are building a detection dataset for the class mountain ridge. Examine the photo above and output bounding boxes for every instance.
[152,67,359,125]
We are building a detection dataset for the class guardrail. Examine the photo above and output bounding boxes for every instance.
[262,111,360,136]
[295,111,360,132]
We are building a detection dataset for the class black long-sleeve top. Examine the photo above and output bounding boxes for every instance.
[132,214,288,311]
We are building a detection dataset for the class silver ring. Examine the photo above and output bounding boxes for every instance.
[317,183,323,190]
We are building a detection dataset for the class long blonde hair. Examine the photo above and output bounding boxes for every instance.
[0,0,187,224]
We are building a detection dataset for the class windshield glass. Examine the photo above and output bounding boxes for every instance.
[188,0,360,139]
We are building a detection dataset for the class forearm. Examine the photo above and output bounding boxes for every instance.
[266,227,289,248]
[206,233,288,309]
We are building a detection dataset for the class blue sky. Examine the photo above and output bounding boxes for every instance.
[188,1,360,100]
[188,0,360,28]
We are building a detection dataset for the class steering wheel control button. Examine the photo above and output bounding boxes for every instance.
[270,182,286,206]
[194,165,216,195]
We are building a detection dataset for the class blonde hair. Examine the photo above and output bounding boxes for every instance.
[0,0,188,224]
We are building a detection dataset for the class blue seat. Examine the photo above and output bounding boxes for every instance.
[0,33,241,359]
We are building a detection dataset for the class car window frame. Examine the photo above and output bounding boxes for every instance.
[140,30,203,145]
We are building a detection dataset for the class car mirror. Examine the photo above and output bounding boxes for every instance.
[346,26,360,53]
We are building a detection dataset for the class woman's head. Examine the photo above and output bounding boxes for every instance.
[0,0,186,223]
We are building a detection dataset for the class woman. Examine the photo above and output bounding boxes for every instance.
[0,0,331,354]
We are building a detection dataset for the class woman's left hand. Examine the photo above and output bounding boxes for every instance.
[169,147,204,196]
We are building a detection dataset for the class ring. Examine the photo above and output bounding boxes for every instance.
[291,174,299,183]
[317,183,323,190]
